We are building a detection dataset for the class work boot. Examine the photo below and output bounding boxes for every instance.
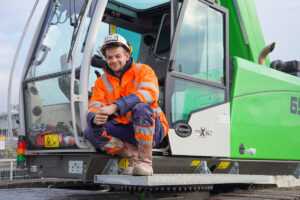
[116,142,138,175]
[132,143,153,176]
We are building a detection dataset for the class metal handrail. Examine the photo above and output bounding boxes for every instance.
[78,0,108,132]
[70,0,92,149]
[153,13,170,61]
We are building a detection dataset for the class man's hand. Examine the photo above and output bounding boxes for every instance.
[98,104,119,116]
[93,109,108,126]
[93,104,119,125]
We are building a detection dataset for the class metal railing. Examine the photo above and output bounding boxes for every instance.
[0,137,17,159]
[0,159,16,180]
[0,158,32,180]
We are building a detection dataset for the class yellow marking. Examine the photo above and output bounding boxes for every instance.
[45,135,59,148]
[217,161,230,169]
[190,160,201,166]
[110,25,116,34]
[118,158,129,169]
[0,136,5,150]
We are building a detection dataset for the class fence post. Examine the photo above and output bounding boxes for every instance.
[10,160,13,180]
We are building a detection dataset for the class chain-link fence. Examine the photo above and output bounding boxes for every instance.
[0,112,19,160]
[0,136,30,180]
[0,159,15,180]
[0,137,17,159]
[0,160,33,181]
[0,112,28,180]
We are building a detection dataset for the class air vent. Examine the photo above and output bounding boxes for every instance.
[32,106,42,116]
[29,86,38,95]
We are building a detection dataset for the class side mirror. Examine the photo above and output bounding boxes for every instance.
[91,55,107,68]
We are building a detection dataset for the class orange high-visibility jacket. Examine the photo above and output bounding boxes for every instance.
[87,59,168,135]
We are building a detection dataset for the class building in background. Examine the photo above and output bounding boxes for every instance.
[0,112,19,157]
[0,112,19,137]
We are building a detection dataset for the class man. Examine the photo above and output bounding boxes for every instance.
[84,34,169,176]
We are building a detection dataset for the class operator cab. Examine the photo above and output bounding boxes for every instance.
[22,0,230,158]
[23,0,173,152]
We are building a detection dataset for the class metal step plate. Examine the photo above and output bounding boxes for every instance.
[94,174,274,186]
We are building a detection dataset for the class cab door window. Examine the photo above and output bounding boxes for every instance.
[24,0,96,150]
[169,0,226,123]
[174,0,224,84]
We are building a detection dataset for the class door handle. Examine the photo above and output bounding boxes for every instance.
[33,44,51,66]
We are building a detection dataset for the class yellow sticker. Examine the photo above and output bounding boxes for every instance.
[110,25,116,34]
[190,160,201,166]
[118,158,129,169]
[217,161,230,169]
[45,135,59,148]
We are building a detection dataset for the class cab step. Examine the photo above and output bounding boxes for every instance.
[94,174,274,186]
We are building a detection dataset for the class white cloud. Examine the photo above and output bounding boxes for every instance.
[0,0,44,112]
[0,69,10,112]
[0,68,21,113]
[0,41,15,68]
[0,1,36,23]
[254,0,300,61]
[0,32,4,40]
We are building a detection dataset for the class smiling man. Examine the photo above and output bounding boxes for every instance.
[83,34,169,176]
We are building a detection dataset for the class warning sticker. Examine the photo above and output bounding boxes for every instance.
[190,160,201,166]
[110,25,116,34]
[118,159,129,169]
[45,135,59,148]
[217,161,230,169]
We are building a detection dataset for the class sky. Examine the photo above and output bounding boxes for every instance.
[0,0,300,113]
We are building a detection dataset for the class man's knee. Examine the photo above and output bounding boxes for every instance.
[83,127,109,148]
[132,103,154,126]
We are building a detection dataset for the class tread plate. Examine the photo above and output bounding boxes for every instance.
[94,174,274,186]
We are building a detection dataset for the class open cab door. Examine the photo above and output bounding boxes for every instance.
[22,0,101,152]
[166,0,230,157]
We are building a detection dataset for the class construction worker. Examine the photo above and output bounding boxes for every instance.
[83,34,169,176]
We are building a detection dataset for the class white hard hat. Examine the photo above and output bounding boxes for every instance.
[100,34,131,55]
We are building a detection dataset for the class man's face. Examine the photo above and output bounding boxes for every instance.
[105,46,130,76]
